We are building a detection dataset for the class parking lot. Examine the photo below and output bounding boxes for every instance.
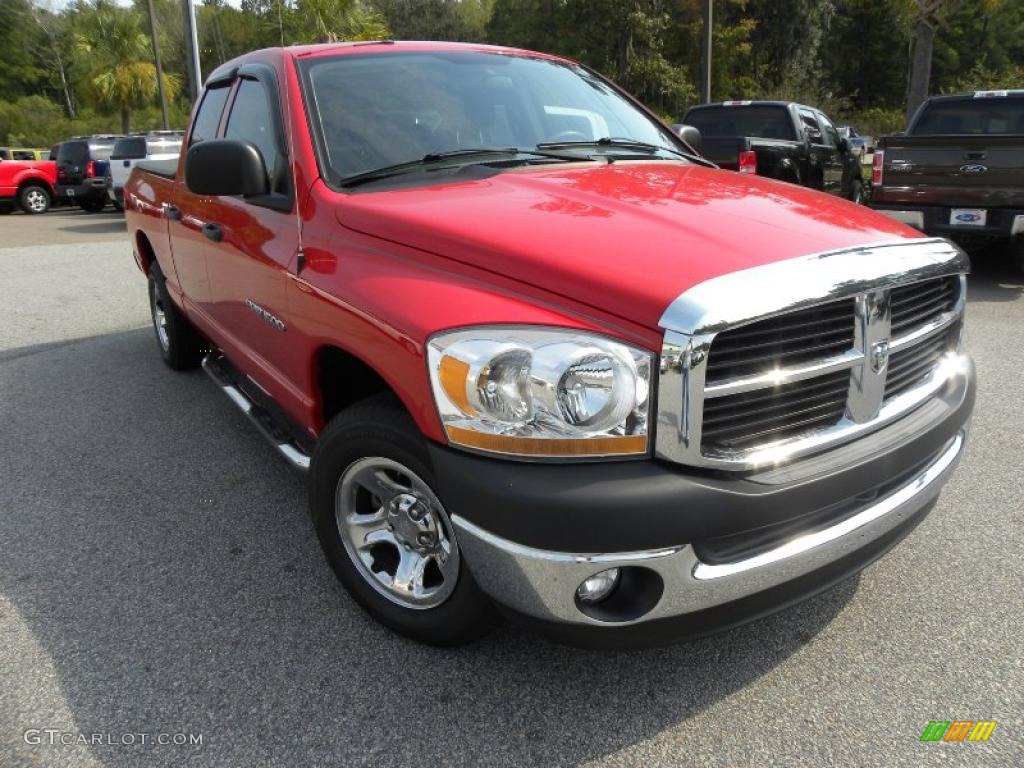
[1,209,1021,766]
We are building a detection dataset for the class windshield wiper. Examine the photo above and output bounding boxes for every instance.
[536,137,689,160]
[339,147,584,188]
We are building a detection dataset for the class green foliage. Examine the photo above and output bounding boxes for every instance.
[1,0,1022,147]
[371,0,490,41]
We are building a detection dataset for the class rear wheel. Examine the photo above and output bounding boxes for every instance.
[18,184,51,214]
[147,265,202,370]
[79,196,105,213]
[310,395,495,645]
[1013,238,1024,275]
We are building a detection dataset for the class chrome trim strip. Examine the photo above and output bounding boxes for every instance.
[656,238,969,469]
[452,431,966,625]
[658,238,967,336]
[694,432,963,580]
[704,348,863,399]
[201,354,311,471]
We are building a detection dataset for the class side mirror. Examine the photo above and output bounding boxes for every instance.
[807,129,823,143]
[185,139,268,197]
[838,137,850,153]
[671,123,702,153]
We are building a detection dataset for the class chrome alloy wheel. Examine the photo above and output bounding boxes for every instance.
[336,457,460,609]
[24,188,48,213]
[150,286,170,352]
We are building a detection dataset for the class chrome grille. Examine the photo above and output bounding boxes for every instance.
[705,300,855,384]
[885,322,961,401]
[701,369,850,451]
[891,275,958,336]
[655,238,971,470]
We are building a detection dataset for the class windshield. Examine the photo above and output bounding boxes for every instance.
[300,51,683,182]
[913,97,1024,135]
[683,105,797,141]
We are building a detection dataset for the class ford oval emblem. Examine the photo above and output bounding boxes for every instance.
[959,164,988,173]
[954,212,982,223]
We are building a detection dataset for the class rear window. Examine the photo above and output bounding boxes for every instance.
[89,143,116,161]
[913,97,1024,135]
[684,105,797,141]
[57,141,88,164]
[111,137,147,160]
[146,137,183,156]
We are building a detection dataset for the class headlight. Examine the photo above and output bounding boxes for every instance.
[427,327,652,458]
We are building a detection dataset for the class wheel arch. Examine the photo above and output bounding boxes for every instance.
[314,343,420,434]
[16,175,54,198]
[135,230,156,275]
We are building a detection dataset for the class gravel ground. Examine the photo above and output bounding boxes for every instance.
[0,211,1021,767]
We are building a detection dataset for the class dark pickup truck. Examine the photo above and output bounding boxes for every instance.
[681,101,865,203]
[871,90,1024,269]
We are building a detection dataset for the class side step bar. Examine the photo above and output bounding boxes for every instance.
[201,354,311,471]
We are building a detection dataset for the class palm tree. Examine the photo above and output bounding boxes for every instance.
[75,0,179,133]
[295,0,389,44]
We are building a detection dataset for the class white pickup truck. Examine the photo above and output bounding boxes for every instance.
[107,131,183,211]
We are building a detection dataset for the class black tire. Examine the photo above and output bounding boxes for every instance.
[309,394,495,646]
[18,183,51,214]
[112,199,124,213]
[1013,238,1024,275]
[147,264,202,370]
[848,178,865,205]
[79,196,106,213]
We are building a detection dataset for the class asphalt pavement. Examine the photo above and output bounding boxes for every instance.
[0,208,1021,767]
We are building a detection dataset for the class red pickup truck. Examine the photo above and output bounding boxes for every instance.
[125,42,975,647]
[0,156,57,214]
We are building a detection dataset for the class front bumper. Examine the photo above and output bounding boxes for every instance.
[429,360,973,645]
[870,202,1024,241]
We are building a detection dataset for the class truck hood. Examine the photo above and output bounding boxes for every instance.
[336,161,919,331]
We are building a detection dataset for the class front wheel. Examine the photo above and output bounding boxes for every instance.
[310,395,495,645]
[19,184,51,214]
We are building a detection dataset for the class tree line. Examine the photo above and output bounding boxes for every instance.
[1,0,1022,148]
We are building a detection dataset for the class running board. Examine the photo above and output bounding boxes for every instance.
[201,354,311,471]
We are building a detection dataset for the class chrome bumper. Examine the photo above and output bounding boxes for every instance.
[452,430,965,627]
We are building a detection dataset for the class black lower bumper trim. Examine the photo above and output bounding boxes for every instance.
[498,497,936,649]
[427,376,973,553]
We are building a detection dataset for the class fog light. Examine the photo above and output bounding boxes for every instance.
[576,568,620,603]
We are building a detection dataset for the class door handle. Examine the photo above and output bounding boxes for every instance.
[963,151,987,160]
[164,204,181,221]
[202,222,223,242]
